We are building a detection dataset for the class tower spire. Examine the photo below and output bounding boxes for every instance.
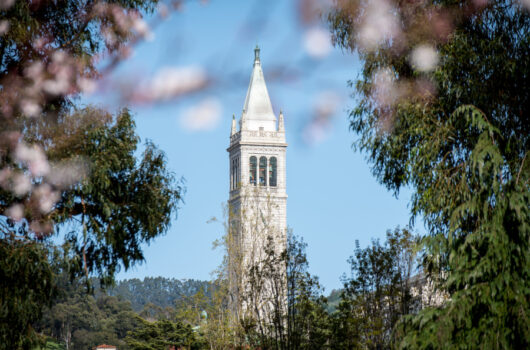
[242,46,276,131]
[278,110,285,132]
[254,45,260,65]
[231,114,237,136]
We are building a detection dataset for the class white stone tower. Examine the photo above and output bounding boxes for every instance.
[227,46,287,321]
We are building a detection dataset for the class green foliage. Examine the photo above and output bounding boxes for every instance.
[37,107,183,283]
[329,228,419,350]
[0,0,157,79]
[43,340,66,350]
[0,106,182,348]
[240,233,331,350]
[174,280,235,350]
[35,276,139,350]
[0,234,56,349]
[329,0,530,348]
[324,289,342,313]
[125,317,204,350]
[285,234,330,350]
[108,277,210,312]
[1,0,182,348]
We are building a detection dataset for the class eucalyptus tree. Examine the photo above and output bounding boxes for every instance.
[0,1,183,347]
[329,0,529,347]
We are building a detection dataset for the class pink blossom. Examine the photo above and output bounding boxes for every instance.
[5,204,24,221]
[132,18,154,41]
[0,0,14,10]
[15,143,50,177]
[356,0,401,51]
[47,159,88,188]
[410,45,439,72]
[304,27,332,58]
[12,173,32,196]
[20,99,42,117]
[33,184,59,214]
[0,20,9,35]
[371,68,400,107]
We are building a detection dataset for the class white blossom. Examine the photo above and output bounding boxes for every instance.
[15,143,50,176]
[303,91,341,145]
[0,20,9,35]
[304,27,332,58]
[0,0,14,10]
[357,0,400,51]
[78,77,97,94]
[47,160,88,188]
[24,61,44,79]
[132,18,154,41]
[410,45,439,72]
[20,99,42,117]
[12,173,32,196]
[5,204,24,221]
[371,68,399,107]
[34,184,59,214]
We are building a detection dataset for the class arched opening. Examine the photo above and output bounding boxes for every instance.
[236,157,240,188]
[249,156,257,185]
[231,159,234,190]
[269,157,277,187]
[259,156,267,186]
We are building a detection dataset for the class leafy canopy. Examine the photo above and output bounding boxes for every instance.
[329,0,529,348]
[1,0,182,348]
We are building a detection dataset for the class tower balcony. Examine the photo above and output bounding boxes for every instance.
[230,129,286,147]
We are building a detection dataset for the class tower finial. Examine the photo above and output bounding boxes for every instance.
[278,110,285,132]
[231,114,237,136]
[254,45,260,64]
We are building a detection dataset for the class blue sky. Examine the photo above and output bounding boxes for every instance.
[87,0,419,292]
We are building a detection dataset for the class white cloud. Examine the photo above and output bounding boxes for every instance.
[179,98,222,132]
[148,66,207,101]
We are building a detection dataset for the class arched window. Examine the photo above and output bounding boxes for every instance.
[236,157,241,188]
[249,156,257,185]
[259,156,267,186]
[269,157,277,187]
[231,159,234,190]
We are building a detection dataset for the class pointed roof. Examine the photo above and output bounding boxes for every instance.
[242,46,276,131]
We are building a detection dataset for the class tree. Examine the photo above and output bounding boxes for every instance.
[329,1,529,347]
[240,232,331,350]
[285,234,330,350]
[125,317,203,350]
[1,1,183,346]
[1,106,182,347]
[0,235,56,348]
[330,228,419,350]
[35,272,140,350]
[174,281,235,350]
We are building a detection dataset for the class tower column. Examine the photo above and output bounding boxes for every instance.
[227,46,288,324]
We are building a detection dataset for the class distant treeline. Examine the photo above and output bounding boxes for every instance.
[105,277,211,311]
[35,277,212,349]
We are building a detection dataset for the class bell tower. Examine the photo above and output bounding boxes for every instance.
[227,46,287,321]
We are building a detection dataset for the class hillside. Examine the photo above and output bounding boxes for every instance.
[106,277,211,311]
